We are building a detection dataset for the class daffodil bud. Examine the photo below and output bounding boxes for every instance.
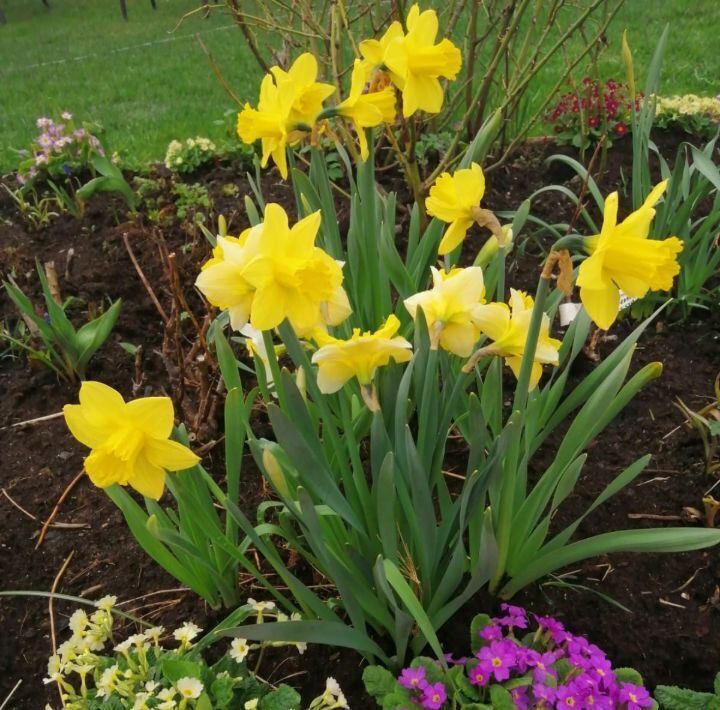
[146,514,160,537]
[262,448,291,499]
[218,214,227,237]
[296,366,307,400]
[473,236,499,268]
[621,30,636,105]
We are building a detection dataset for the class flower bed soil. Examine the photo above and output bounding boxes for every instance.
[1,131,719,708]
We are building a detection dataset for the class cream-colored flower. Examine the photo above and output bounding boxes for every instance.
[230,637,250,663]
[176,677,203,700]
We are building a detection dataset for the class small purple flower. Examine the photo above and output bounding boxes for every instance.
[420,681,446,710]
[530,650,557,683]
[443,653,467,666]
[555,682,583,708]
[510,686,529,709]
[566,634,591,657]
[467,662,491,687]
[16,173,26,186]
[585,654,613,688]
[500,603,526,618]
[398,666,427,692]
[533,683,555,704]
[477,640,517,682]
[618,682,653,710]
[535,615,566,643]
[36,117,52,129]
[514,646,537,674]
[479,623,503,641]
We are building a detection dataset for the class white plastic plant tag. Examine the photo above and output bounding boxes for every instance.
[559,302,582,327]
[618,291,638,311]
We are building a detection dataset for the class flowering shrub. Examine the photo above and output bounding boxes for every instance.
[164,137,217,174]
[546,78,641,148]
[363,605,655,709]
[16,112,105,190]
[655,94,720,138]
[45,596,347,709]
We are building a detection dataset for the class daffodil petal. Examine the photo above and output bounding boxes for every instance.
[438,218,473,255]
[440,322,478,357]
[127,456,167,500]
[145,438,200,471]
[63,404,111,449]
[78,381,125,429]
[125,397,175,440]
[579,282,620,331]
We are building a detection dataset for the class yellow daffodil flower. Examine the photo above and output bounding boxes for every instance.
[577,181,683,330]
[195,230,256,331]
[270,53,335,127]
[311,314,412,393]
[359,21,405,84]
[241,204,350,334]
[404,266,486,356]
[237,74,295,179]
[63,382,199,500]
[382,4,461,117]
[336,60,396,160]
[196,203,350,335]
[471,289,561,389]
[426,163,486,255]
[237,54,333,179]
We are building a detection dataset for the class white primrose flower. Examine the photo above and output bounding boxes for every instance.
[176,677,203,700]
[96,595,117,612]
[230,637,250,663]
[173,621,202,647]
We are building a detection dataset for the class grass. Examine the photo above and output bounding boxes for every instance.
[0,0,260,171]
[1,0,718,173]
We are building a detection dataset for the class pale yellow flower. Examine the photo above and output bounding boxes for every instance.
[176,677,203,700]
[404,267,486,356]
[472,289,561,389]
[312,314,412,393]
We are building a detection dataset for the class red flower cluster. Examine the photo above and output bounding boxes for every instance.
[546,77,642,147]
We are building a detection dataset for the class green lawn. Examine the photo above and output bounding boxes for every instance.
[0,0,718,173]
[0,0,260,171]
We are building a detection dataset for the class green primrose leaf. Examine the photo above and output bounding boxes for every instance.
[259,684,301,710]
[161,658,202,682]
[363,665,399,700]
[614,667,644,686]
[489,684,516,710]
[470,613,492,654]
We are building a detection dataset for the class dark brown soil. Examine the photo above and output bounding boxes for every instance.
[1,130,719,708]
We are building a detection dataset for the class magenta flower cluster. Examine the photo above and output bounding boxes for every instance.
[394,605,653,709]
[546,77,642,144]
[17,112,104,187]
